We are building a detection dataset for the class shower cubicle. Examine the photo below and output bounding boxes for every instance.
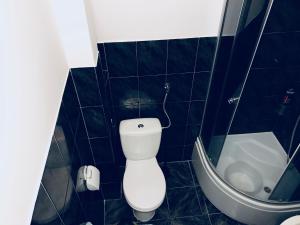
[192,0,300,224]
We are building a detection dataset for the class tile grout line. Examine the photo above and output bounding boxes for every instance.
[187,160,206,219]
[165,187,172,222]
[165,40,169,84]
[109,71,208,79]
[102,44,118,164]
[53,133,88,220]
[108,71,211,80]
[103,199,106,225]
[103,43,110,76]
[94,50,116,164]
[136,41,141,118]
[204,197,213,225]
[80,105,103,109]
[182,38,200,159]
[88,135,109,140]
[70,70,97,166]
[61,100,84,165]
[72,112,84,165]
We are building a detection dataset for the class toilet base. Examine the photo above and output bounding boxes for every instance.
[133,209,155,222]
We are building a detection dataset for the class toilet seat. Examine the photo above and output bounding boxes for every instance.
[123,158,166,212]
[281,216,300,225]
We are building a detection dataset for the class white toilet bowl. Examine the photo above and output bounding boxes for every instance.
[281,216,300,225]
[123,158,166,221]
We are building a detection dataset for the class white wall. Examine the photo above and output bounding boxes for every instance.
[88,0,226,43]
[0,1,69,224]
[51,0,98,68]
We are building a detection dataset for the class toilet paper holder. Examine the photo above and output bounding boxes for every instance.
[76,165,100,192]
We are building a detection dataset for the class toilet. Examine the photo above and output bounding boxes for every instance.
[281,216,300,225]
[120,118,166,222]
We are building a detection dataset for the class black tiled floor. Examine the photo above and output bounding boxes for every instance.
[103,161,244,225]
[172,215,211,225]
[164,161,194,189]
[167,187,202,218]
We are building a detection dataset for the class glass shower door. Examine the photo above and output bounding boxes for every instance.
[200,0,300,203]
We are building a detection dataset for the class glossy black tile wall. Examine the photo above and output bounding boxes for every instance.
[98,36,217,164]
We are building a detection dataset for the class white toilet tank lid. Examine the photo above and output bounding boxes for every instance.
[119,118,161,136]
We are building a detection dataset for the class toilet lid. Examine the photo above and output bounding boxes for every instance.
[123,158,166,212]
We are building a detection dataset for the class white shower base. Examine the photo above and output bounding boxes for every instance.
[216,132,287,201]
[192,137,300,225]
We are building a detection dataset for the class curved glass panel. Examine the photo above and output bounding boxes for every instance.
[199,0,300,203]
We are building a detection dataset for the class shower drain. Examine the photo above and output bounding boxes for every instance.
[264,186,271,193]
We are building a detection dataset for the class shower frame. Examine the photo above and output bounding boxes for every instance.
[192,0,300,224]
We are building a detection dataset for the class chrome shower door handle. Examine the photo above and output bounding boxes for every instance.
[228,97,240,104]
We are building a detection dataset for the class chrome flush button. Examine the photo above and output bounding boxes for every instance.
[138,124,144,128]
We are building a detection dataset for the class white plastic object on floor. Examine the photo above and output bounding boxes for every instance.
[281,216,300,225]
[76,165,100,192]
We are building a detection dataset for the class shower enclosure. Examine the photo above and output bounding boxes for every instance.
[192,0,300,224]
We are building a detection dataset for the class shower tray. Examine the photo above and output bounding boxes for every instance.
[192,137,300,225]
[216,132,287,201]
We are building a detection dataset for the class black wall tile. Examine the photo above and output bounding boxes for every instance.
[161,125,186,147]
[90,137,114,164]
[62,74,81,130]
[82,106,108,138]
[196,37,217,72]
[74,112,88,139]
[71,67,102,107]
[97,43,108,71]
[140,103,166,124]
[101,37,217,164]
[102,182,122,200]
[113,105,139,126]
[75,137,94,165]
[244,68,286,97]
[163,146,184,162]
[253,33,286,68]
[167,38,198,74]
[139,75,166,104]
[110,77,139,107]
[166,102,189,126]
[63,73,80,109]
[105,42,137,77]
[285,32,300,68]
[137,40,167,76]
[191,72,211,101]
[97,163,123,184]
[185,125,201,145]
[166,73,193,102]
[183,145,194,160]
[188,101,205,125]
[264,0,300,33]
